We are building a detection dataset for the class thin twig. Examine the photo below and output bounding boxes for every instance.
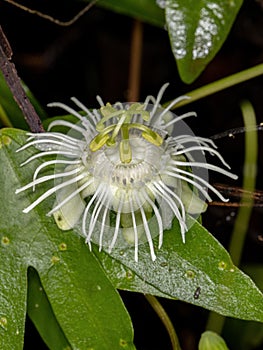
[145,294,181,350]
[164,63,263,109]
[127,20,143,102]
[209,201,263,207]
[0,26,44,132]
[3,0,97,27]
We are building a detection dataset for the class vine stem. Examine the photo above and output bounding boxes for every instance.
[206,100,258,334]
[165,63,263,108]
[145,294,181,350]
[228,100,257,265]
[0,26,44,133]
[3,0,97,27]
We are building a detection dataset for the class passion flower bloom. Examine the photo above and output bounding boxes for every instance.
[16,84,237,261]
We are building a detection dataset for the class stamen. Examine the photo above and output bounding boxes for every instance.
[71,97,97,122]
[96,95,105,107]
[129,194,139,262]
[48,178,94,215]
[172,145,230,168]
[48,120,92,141]
[47,102,84,121]
[16,166,84,194]
[158,96,190,122]
[83,184,104,239]
[141,189,163,249]
[17,138,80,152]
[166,165,227,201]
[157,180,186,221]
[26,131,83,146]
[99,198,111,252]
[148,83,169,118]
[32,159,81,189]
[21,173,86,213]
[172,161,238,180]
[163,170,212,201]
[170,135,217,149]
[109,192,124,252]
[163,111,197,129]
[20,150,80,167]
[88,186,108,238]
[151,182,187,241]
[135,192,156,261]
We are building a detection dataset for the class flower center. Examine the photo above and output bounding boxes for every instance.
[111,162,155,188]
[89,102,163,164]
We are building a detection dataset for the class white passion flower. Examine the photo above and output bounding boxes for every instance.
[16,83,237,261]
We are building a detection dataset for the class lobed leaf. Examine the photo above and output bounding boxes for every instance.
[0,127,262,350]
[97,222,263,322]
[0,128,135,350]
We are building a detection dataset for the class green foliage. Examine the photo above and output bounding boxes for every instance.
[98,217,263,321]
[82,0,243,83]
[199,331,229,350]
[222,265,263,350]
[83,0,165,26]
[0,128,262,349]
[0,2,262,348]
[0,129,134,350]
[165,0,243,83]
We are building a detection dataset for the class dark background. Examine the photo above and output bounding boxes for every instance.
[0,0,262,349]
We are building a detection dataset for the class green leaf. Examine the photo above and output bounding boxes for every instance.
[222,264,263,350]
[27,268,70,350]
[0,128,135,350]
[96,218,263,322]
[82,0,165,27]
[165,0,243,83]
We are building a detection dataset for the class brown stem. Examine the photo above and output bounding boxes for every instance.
[127,20,143,102]
[0,26,44,132]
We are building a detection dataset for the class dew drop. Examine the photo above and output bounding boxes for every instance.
[35,304,39,308]
[126,270,134,280]
[0,317,7,329]
[120,338,128,347]
[185,270,195,279]
[218,261,227,270]
[59,242,67,251]
[2,136,11,145]
[1,236,10,245]
[51,256,60,264]
[97,285,101,291]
